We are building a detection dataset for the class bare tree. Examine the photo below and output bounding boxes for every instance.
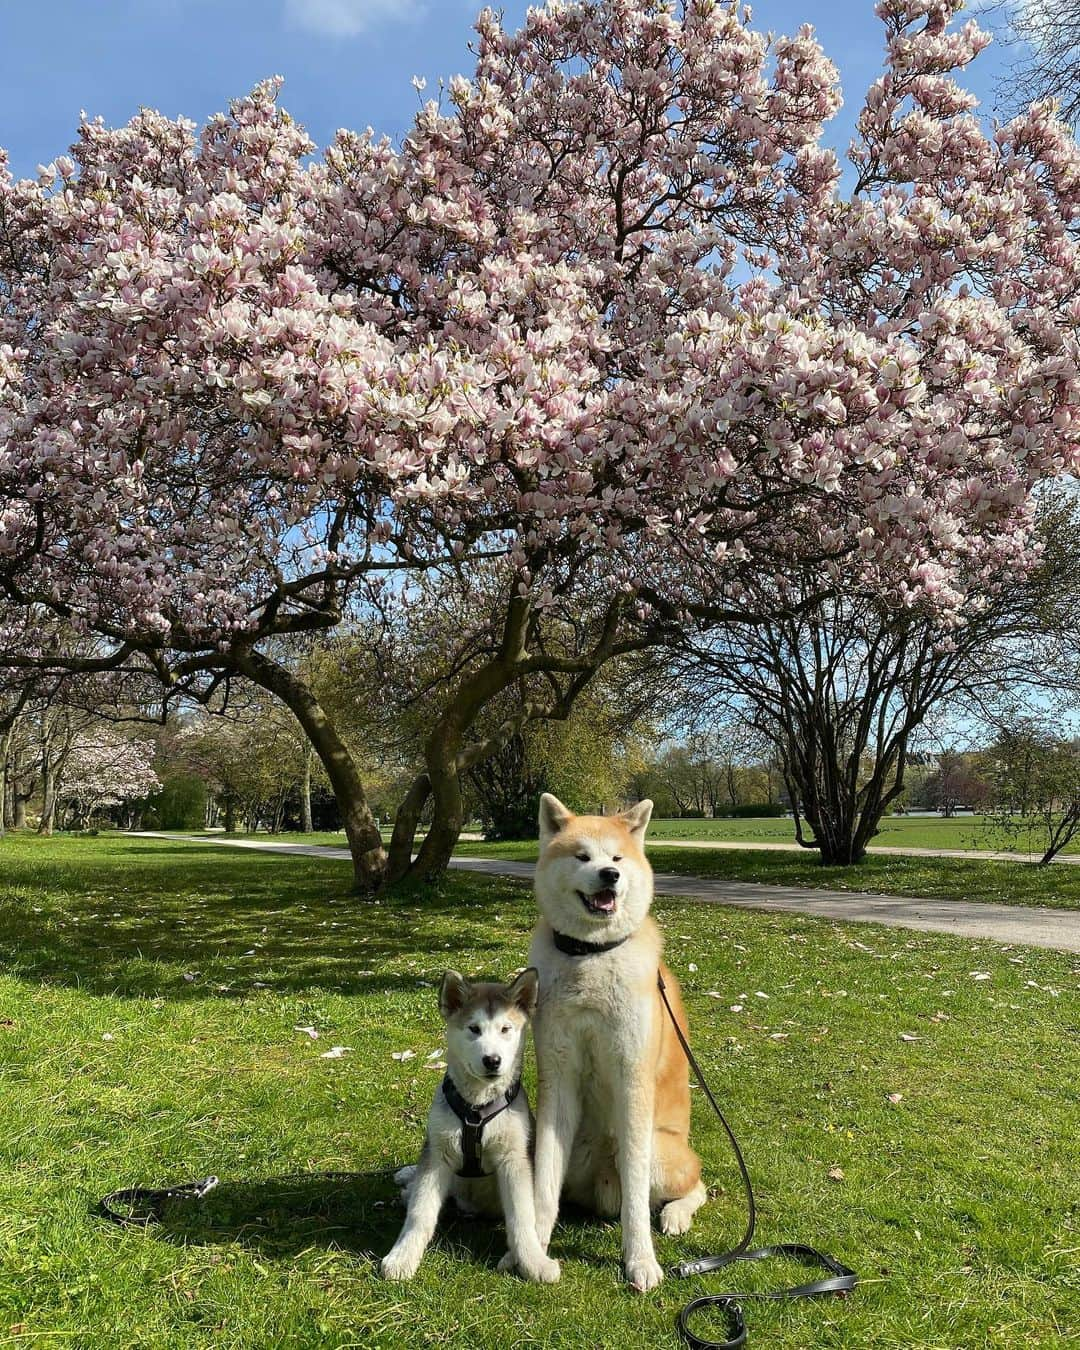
[675,495,1080,864]
[998,0,1080,123]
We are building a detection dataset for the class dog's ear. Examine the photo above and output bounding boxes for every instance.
[619,798,654,837]
[538,793,572,844]
[508,967,539,1019]
[439,970,470,1018]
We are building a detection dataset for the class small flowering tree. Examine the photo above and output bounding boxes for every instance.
[2,0,1080,887]
[56,729,160,829]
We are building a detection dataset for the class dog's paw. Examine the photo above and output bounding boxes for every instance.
[496,1251,517,1274]
[380,1248,421,1281]
[393,1165,417,1188]
[518,1253,562,1284]
[625,1254,664,1292]
[659,1198,695,1236]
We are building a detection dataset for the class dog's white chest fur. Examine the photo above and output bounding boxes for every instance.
[532,936,656,1061]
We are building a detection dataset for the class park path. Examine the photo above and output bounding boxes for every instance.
[650,838,1080,865]
[131,832,1080,955]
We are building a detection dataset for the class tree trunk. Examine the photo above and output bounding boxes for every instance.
[300,743,313,834]
[0,729,9,839]
[408,728,463,882]
[12,794,27,830]
[223,796,236,833]
[386,773,431,883]
[234,651,387,891]
[38,766,56,836]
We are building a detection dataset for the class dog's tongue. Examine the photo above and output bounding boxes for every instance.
[592,888,617,913]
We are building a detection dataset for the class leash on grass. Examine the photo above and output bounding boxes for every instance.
[97,1170,381,1228]
[98,1175,221,1227]
[658,970,857,1350]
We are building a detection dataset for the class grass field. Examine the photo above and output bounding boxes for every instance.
[0,833,1077,1347]
[454,840,1080,911]
[185,812,1080,856]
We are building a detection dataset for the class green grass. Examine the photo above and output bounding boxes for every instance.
[454,839,1080,911]
[0,834,1077,1348]
[182,812,1080,856]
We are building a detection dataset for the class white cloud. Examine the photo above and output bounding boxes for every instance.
[284,0,424,38]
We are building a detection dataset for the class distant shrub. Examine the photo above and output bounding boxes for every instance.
[144,775,207,831]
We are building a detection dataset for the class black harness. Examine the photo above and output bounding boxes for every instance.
[550,927,857,1350]
[440,1073,522,1179]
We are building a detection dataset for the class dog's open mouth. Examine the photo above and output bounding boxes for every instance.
[577,887,617,915]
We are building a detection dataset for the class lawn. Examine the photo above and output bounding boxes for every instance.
[0,834,1076,1348]
[455,839,1080,911]
[183,811,1080,856]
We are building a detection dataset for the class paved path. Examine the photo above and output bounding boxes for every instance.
[651,838,1080,865]
[132,833,1080,955]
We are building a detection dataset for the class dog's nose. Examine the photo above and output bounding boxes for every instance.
[482,1053,502,1072]
[598,867,620,885]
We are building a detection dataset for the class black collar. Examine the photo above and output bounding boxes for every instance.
[441,1073,522,1178]
[551,929,630,957]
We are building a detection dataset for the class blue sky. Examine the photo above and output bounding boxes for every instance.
[0,1,1016,180]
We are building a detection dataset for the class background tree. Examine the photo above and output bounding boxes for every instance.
[987,722,1080,863]
[56,728,160,829]
[1000,0,1080,123]
[170,699,321,834]
[674,494,1080,864]
[916,749,993,817]
[465,662,657,838]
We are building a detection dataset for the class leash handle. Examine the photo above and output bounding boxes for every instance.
[676,1244,858,1350]
[98,1176,219,1227]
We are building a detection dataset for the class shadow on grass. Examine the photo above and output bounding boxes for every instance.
[144,1170,409,1261]
[112,1169,513,1269]
[0,836,523,1001]
[113,1170,618,1272]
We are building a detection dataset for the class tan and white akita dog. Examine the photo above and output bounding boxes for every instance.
[382,968,559,1284]
[524,794,706,1292]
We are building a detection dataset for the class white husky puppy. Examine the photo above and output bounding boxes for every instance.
[526,794,707,1292]
[381,968,559,1283]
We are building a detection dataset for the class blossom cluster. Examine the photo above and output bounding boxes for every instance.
[57,729,161,810]
[1,0,1079,660]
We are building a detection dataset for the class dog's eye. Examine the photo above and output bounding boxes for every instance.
[575,853,590,862]
[501,1025,511,1035]
[612,855,622,862]
[468,1024,481,1035]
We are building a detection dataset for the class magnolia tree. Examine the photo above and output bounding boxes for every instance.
[2,0,1080,889]
[57,728,160,829]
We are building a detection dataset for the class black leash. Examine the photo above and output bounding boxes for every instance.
[98,1175,221,1227]
[657,971,857,1350]
[97,1169,377,1228]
